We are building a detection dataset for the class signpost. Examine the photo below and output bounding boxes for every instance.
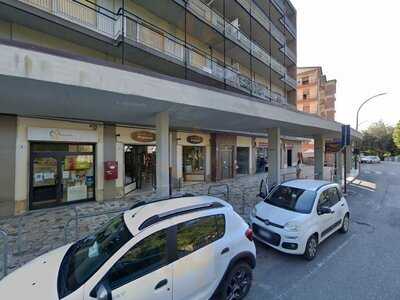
[341,125,351,194]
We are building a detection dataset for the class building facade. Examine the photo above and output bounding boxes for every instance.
[297,67,336,120]
[296,67,337,164]
[0,0,355,217]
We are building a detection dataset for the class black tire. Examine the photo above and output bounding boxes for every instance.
[218,262,253,300]
[304,235,318,261]
[340,214,350,233]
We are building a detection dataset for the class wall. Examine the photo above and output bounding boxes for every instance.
[0,115,17,217]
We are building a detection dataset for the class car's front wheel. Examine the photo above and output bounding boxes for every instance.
[219,262,253,300]
[304,235,318,261]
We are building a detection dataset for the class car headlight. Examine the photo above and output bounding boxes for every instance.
[251,207,257,218]
[284,221,301,232]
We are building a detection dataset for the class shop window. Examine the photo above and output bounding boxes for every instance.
[183,146,205,181]
[30,143,95,210]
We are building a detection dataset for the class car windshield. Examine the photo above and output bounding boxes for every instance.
[265,185,316,214]
[58,214,133,298]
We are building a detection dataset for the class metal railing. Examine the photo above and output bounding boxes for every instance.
[284,73,297,89]
[0,229,8,279]
[19,0,117,38]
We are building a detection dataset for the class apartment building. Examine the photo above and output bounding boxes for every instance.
[296,67,337,164]
[0,0,356,217]
[297,67,337,121]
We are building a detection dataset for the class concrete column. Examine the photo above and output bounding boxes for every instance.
[267,128,281,185]
[103,124,117,200]
[314,135,325,180]
[0,115,16,217]
[156,112,170,196]
[250,137,257,175]
[170,131,178,188]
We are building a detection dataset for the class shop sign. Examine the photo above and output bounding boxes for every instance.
[186,135,204,144]
[28,127,97,142]
[325,141,341,153]
[257,142,268,148]
[131,131,156,143]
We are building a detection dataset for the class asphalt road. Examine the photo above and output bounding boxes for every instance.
[247,161,400,300]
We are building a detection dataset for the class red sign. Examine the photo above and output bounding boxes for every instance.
[104,161,118,180]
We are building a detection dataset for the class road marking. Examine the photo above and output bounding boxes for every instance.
[273,234,356,300]
[374,171,383,175]
[363,170,371,174]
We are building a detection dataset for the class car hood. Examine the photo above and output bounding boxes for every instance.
[255,201,307,226]
[0,244,72,300]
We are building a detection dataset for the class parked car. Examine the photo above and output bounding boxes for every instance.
[360,155,381,164]
[0,195,256,300]
[250,180,350,260]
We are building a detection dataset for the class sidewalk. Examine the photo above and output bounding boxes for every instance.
[0,167,331,276]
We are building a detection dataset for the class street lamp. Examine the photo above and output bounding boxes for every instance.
[355,93,387,131]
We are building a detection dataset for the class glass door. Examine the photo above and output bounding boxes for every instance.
[30,154,61,209]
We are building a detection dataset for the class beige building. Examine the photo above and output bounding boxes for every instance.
[0,0,359,217]
[297,67,336,121]
[297,67,337,164]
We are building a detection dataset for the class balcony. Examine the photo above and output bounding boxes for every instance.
[14,0,289,105]
[18,0,117,38]
[282,16,296,37]
[281,45,296,63]
[235,0,286,45]
[283,73,297,89]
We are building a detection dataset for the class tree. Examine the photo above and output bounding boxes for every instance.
[394,121,400,150]
[360,121,399,158]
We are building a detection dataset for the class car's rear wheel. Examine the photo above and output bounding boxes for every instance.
[304,235,318,261]
[219,262,253,300]
[340,214,350,233]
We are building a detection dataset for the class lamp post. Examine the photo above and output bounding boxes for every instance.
[354,92,387,170]
[356,93,387,131]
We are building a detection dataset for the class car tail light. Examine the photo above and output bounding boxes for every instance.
[245,228,254,241]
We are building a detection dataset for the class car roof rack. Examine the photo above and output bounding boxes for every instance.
[138,201,224,231]
[130,193,195,210]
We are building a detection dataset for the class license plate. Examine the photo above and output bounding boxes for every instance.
[258,228,272,240]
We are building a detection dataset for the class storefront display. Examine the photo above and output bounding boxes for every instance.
[183,146,205,181]
[256,147,268,173]
[30,143,95,209]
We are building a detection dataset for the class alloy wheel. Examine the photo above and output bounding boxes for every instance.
[226,269,250,300]
[308,237,317,258]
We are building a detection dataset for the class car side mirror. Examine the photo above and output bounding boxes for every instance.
[318,206,333,215]
[93,282,112,300]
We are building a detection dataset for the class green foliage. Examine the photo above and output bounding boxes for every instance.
[393,121,400,149]
[361,121,400,159]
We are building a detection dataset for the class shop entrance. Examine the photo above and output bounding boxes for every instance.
[124,145,156,193]
[256,147,268,173]
[183,146,205,181]
[287,149,293,167]
[237,147,249,174]
[29,143,95,210]
[220,145,233,179]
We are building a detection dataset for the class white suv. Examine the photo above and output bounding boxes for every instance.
[250,180,350,260]
[0,196,256,300]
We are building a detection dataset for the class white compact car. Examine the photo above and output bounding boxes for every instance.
[250,180,350,260]
[0,195,256,300]
[360,155,380,164]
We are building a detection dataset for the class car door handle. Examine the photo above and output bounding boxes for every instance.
[155,279,168,290]
[221,247,230,255]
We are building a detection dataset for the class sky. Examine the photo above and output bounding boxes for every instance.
[291,0,400,131]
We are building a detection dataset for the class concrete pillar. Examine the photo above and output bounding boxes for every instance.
[0,115,16,217]
[103,124,117,200]
[250,137,257,175]
[170,131,178,188]
[314,136,325,180]
[267,128,281,185]
[156,112,170,196]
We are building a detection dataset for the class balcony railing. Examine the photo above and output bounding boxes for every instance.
[283,16,296,37]
[236,0,287,46]
[284,74,297,89]
[16,0,289,105]
[19,0,117,38]
[281,46,296,63]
